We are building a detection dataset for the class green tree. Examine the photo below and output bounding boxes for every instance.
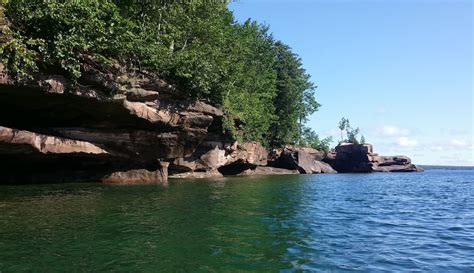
[338,117,349,142]
[2,0,322,146]
[300,126,333,153]
[347,127,360,144]
[269,41,320,145]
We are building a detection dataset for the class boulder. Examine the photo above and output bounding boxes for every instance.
[102,162,169,184]
[313,161,338,174]
[374,155,411,166]
[125,88,159,102]
[170,141,268,176]
[226,141,268,166]
[269,146,327,174]
[325,143,422,173]
[40,75,68,94]
[200,146,227,169]
[237,166,299,176]
[169,169,223,179]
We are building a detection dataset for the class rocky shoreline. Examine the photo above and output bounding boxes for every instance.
[0,8,422,185]
[0,52,420,184]
[0,62,422,185]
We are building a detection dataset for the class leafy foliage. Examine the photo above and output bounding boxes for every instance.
[269,41,320,145]
[300,126,333,152]
[2,0,322,146]
[347,127,360,144]
[338,117,362,144]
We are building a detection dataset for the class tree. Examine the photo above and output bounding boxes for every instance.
[347,127,360,144]
[338,117,349,142]
[269,41,320,146]
[3,0,322,146]
[360,135,366,144]
[337,117,361,144]
[300,126,333,153]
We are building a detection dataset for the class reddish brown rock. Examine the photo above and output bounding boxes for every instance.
[0,58,222,184]
[269,145,332,174]
[0,126,107,155]
[325,143,422,173]
[170,141,268,177]
[40,75,67,94]
[313,161,338,174]
[169,169,223,179]
[125,88,159,102]
[102,162,169,185]
[237,166,299,176]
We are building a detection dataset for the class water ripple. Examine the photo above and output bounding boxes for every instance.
[0,170,473,272]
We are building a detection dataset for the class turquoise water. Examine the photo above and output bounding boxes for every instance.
[1,169,473,272]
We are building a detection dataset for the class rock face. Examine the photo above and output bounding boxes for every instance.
[102,162,169,185]
[0,126,107,155]
[0,17,421,183]
[325,143,423,173]
[0,55,223,184]
[2,53,332,183]
[269,146,337,174]
[169,169,223,179]
[237,166,299,176]
[169,140,268,177]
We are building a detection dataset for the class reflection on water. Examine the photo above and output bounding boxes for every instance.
[1,170,473,272]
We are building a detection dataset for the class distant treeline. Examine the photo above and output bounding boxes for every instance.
[0,0,331,150]
[419,165,474,170]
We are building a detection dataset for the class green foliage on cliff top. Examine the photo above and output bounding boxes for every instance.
[338,117,362,145]
[1,0,325,147]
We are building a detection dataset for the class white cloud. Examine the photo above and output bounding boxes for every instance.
[379,125,411,137]
[450,139,468,147]
[396,137,418,147]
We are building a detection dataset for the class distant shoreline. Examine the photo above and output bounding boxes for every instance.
[419,165,474,170]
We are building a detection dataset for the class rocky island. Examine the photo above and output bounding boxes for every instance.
[0,1,422,185]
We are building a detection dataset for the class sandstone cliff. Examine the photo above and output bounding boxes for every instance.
[0,5,421,185]
[324,143,423,173]
[0,52,226,184]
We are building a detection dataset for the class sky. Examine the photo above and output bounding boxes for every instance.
[230,0,473,166]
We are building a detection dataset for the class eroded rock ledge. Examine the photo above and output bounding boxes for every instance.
[0,54,224,184]
[0,57,421,184]
[324,143,424,173]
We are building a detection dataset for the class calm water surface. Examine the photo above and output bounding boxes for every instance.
[1,169,473,272]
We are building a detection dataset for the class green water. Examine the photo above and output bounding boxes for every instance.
[1,176,307,272]
[1,171,473,272]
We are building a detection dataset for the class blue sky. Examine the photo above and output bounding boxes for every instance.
[230,0,473,166]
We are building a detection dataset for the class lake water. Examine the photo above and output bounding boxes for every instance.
[1,169,473,272]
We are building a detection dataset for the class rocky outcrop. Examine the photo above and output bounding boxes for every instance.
[170,140,268,176]
[102,162,169,184]
[0,24,421,183]
[325,143,423,173]
[269,146,337,174]
[0,55,223,184]
[237,166,299,176]
[0,126,107,155]
[313,161,338,174]
[372,155,423,172]
[169,169,223,179]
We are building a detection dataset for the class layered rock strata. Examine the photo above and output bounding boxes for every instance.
[0,54,223,184]
[325,143,423,173]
